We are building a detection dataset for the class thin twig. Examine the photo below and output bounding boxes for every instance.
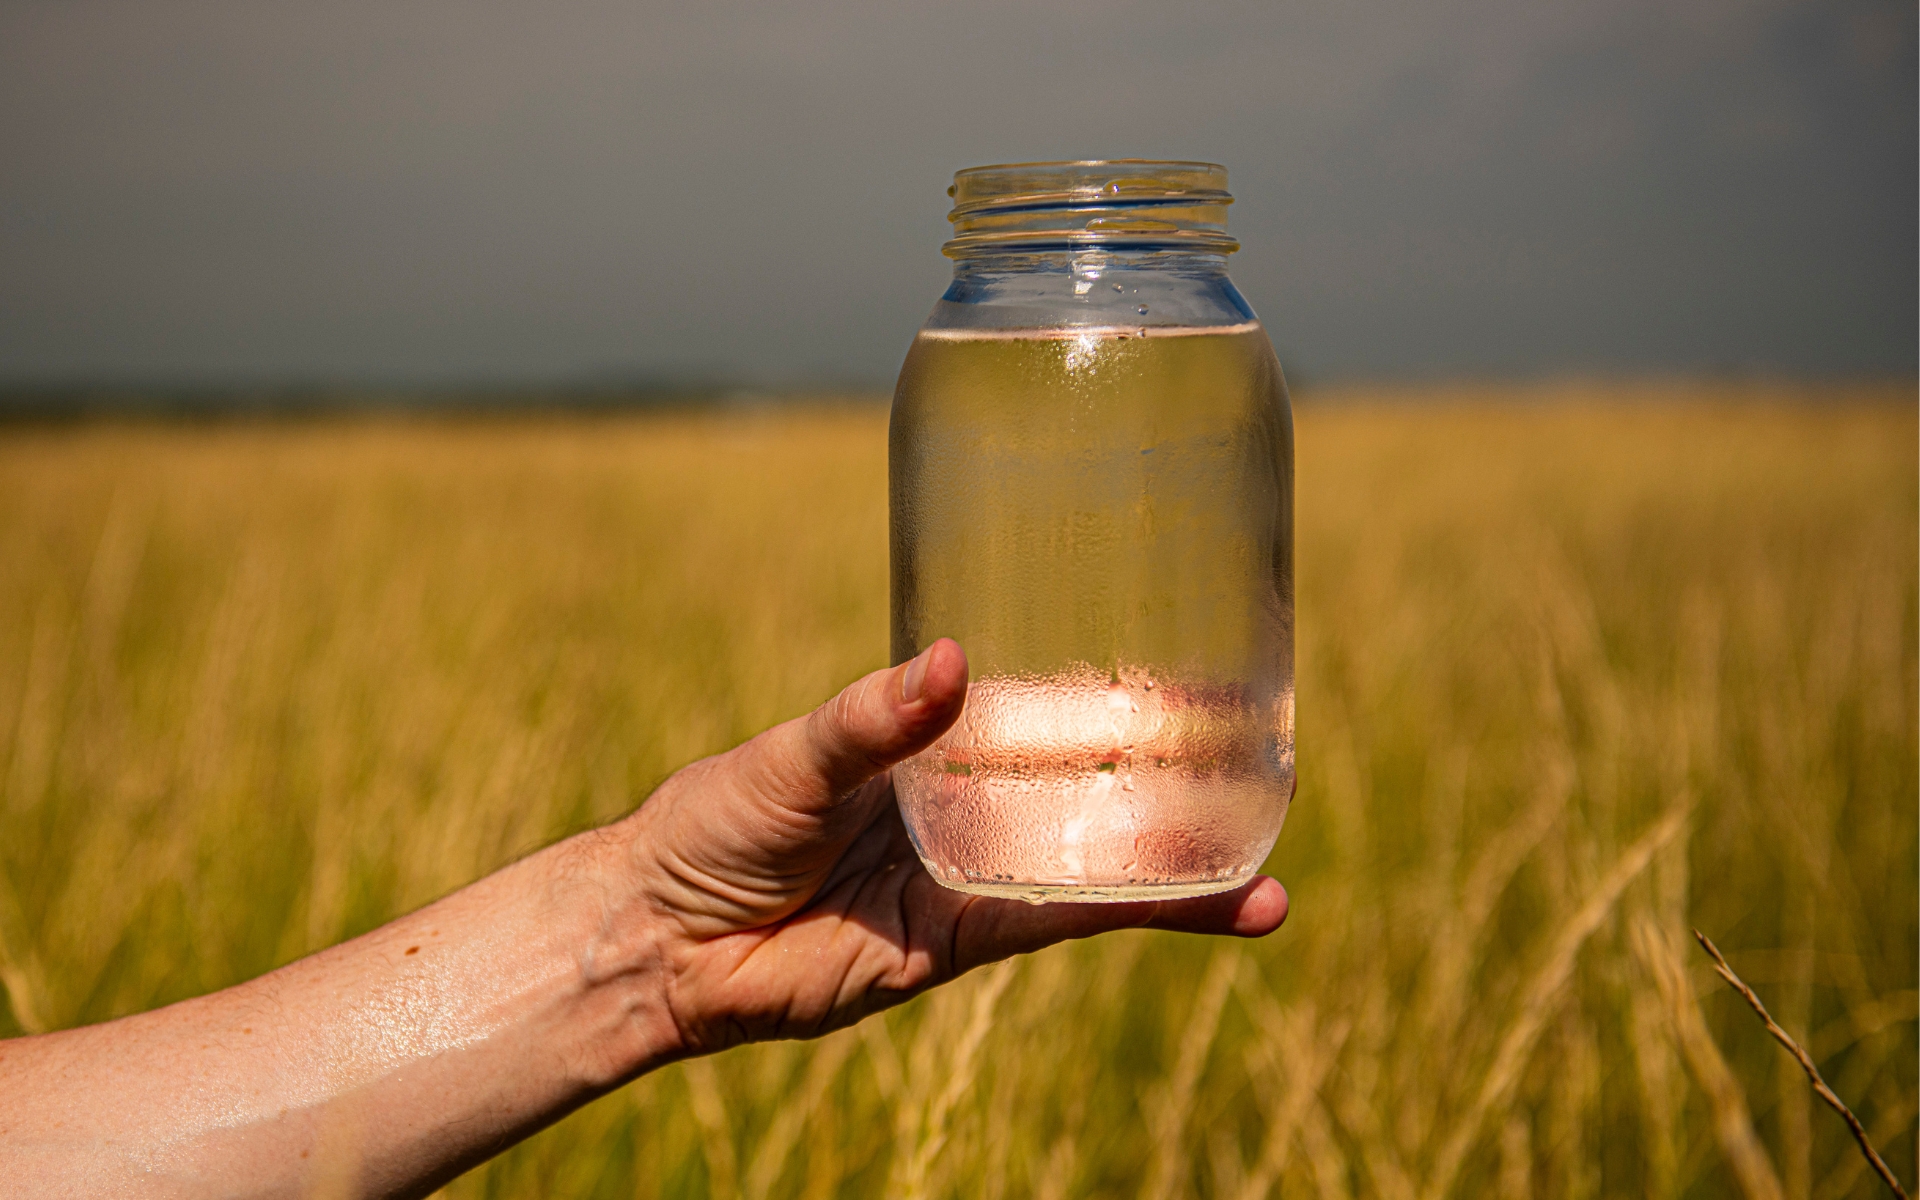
[1693,929,1910,1200]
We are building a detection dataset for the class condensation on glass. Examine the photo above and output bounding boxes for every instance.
[889,161,1295,903]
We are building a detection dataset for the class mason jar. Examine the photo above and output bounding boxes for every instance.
[890,160,1294,902]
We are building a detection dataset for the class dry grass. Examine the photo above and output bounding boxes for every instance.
[0,382,1913,1198]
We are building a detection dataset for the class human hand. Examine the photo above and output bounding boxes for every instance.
[0,637,1286,1198]
[616,638,1289,1056]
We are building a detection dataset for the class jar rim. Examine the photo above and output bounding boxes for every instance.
[944,160,1237,258]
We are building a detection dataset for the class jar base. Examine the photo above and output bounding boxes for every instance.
[918,868,1256,905]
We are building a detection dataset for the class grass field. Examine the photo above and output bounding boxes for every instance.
[0,382,1913,1198]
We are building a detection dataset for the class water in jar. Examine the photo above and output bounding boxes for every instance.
[889,321,1294,901]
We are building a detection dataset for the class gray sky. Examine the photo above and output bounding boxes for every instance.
[1,0,1913,387]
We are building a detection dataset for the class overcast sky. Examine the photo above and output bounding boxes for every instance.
[1,0,1913,386]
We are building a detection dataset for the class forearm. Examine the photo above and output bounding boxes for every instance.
[0,820,681,1199]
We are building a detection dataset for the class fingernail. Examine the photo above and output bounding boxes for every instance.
[901,644,935,703]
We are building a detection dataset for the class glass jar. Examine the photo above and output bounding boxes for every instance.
[889,161,1295,903]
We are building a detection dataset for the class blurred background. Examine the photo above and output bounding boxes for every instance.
[1,0,1914,394]
[0,4,1915,1199]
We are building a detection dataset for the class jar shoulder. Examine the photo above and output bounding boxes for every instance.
[923,259,1261,333]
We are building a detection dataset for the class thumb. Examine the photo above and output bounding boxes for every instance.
[755,638,969,809]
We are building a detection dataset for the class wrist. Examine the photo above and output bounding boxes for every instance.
[559,818,692,1083]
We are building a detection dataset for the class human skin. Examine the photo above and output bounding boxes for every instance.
[0,638,1288,1198]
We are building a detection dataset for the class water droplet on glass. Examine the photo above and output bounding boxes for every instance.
[1111,282,1124,292]
[1136,305,1149,315]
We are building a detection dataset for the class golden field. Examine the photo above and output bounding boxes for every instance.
[0,383,1913,1198]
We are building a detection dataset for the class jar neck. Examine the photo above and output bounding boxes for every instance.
[927,162,1254,331]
